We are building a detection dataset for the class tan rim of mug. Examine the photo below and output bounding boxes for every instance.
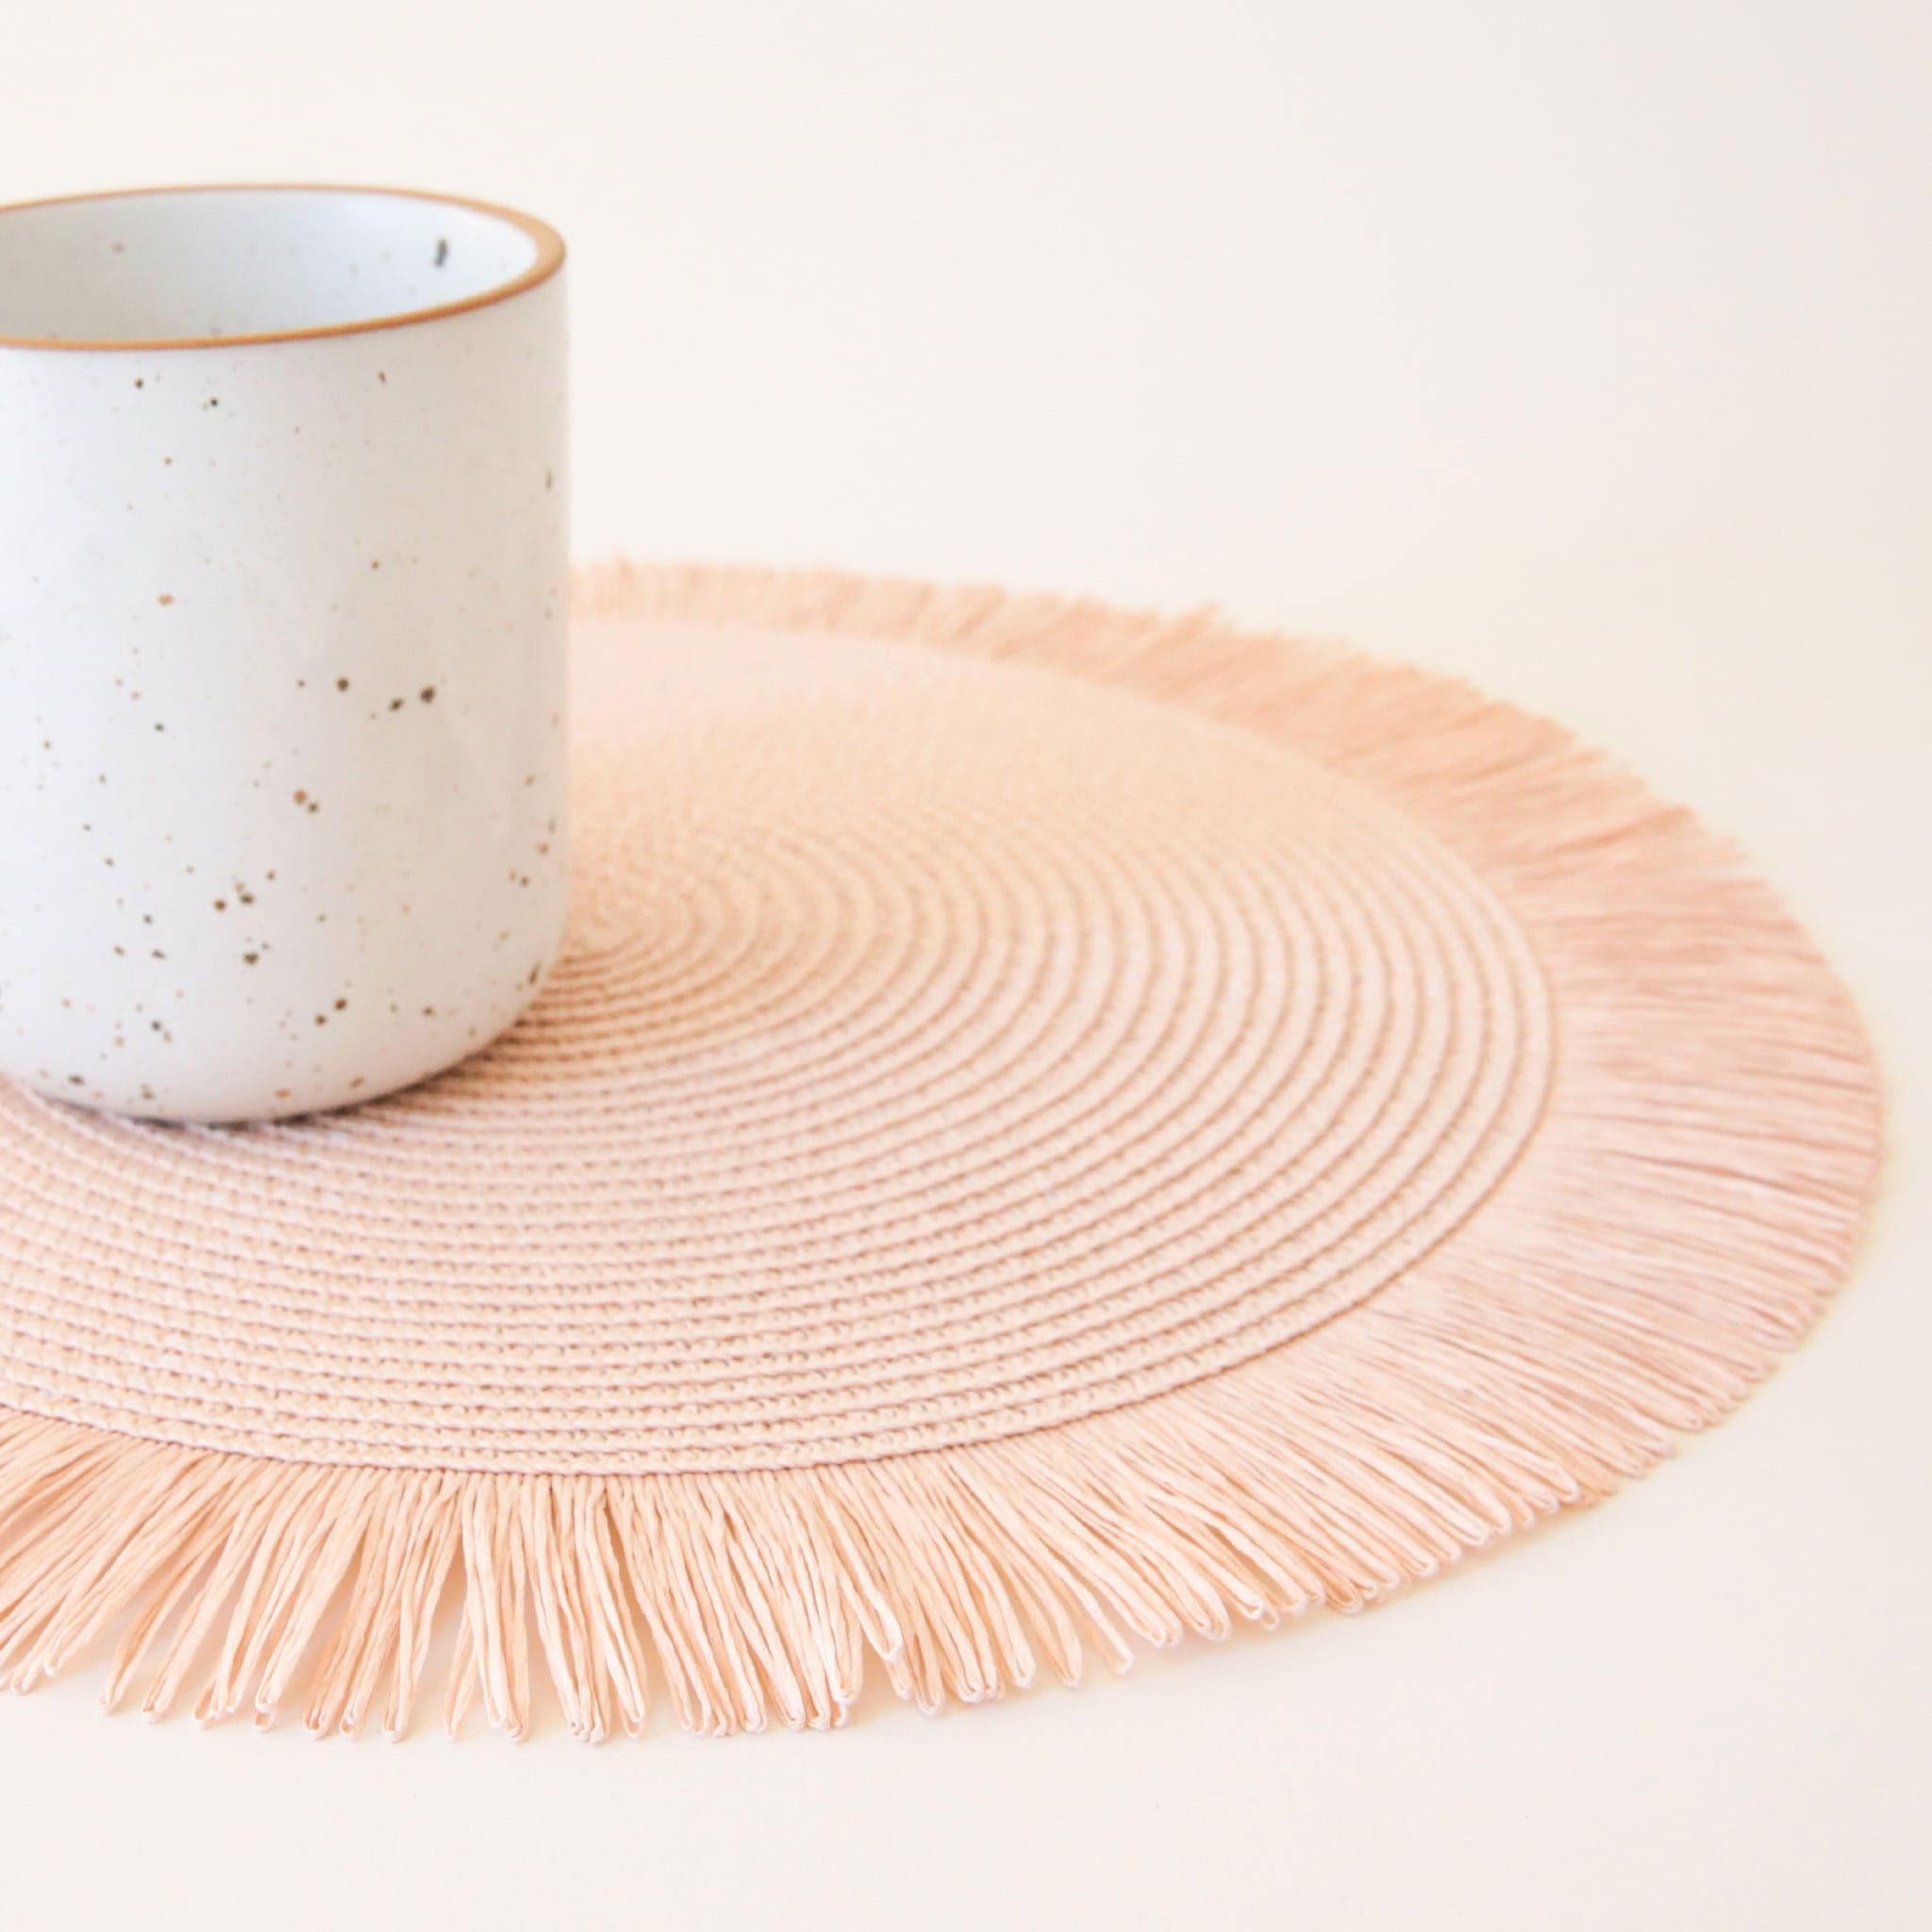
[0,182,566,354]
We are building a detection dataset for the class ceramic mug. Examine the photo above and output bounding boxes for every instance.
[0,185,569,1122]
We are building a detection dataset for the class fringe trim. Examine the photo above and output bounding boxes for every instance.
[0,561,1883,1740]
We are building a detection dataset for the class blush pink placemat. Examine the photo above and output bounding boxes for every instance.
[0,563,1881,1740]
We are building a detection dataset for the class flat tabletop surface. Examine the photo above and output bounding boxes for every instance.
[2,4,1926,1927]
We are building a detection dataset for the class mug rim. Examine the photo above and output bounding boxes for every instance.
[0,182,566,354]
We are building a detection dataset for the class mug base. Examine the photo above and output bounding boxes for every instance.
[2,970,556,1125]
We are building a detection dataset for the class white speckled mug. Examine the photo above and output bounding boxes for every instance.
[0,185,569,1122]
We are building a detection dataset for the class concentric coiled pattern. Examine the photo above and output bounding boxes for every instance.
[0,621,1551,1474]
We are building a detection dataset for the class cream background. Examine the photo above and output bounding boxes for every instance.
[0,2,1926,1926]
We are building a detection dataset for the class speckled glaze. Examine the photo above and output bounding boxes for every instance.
[0,186,569,1121]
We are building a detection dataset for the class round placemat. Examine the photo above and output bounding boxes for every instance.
[0,564,1883,1740]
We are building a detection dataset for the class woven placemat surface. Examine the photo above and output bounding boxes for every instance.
[0,564,1882,1739]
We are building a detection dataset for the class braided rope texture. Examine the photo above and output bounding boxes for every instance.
[0,563,1883,1739]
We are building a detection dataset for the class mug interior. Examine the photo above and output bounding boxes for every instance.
[0,187,555,347]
